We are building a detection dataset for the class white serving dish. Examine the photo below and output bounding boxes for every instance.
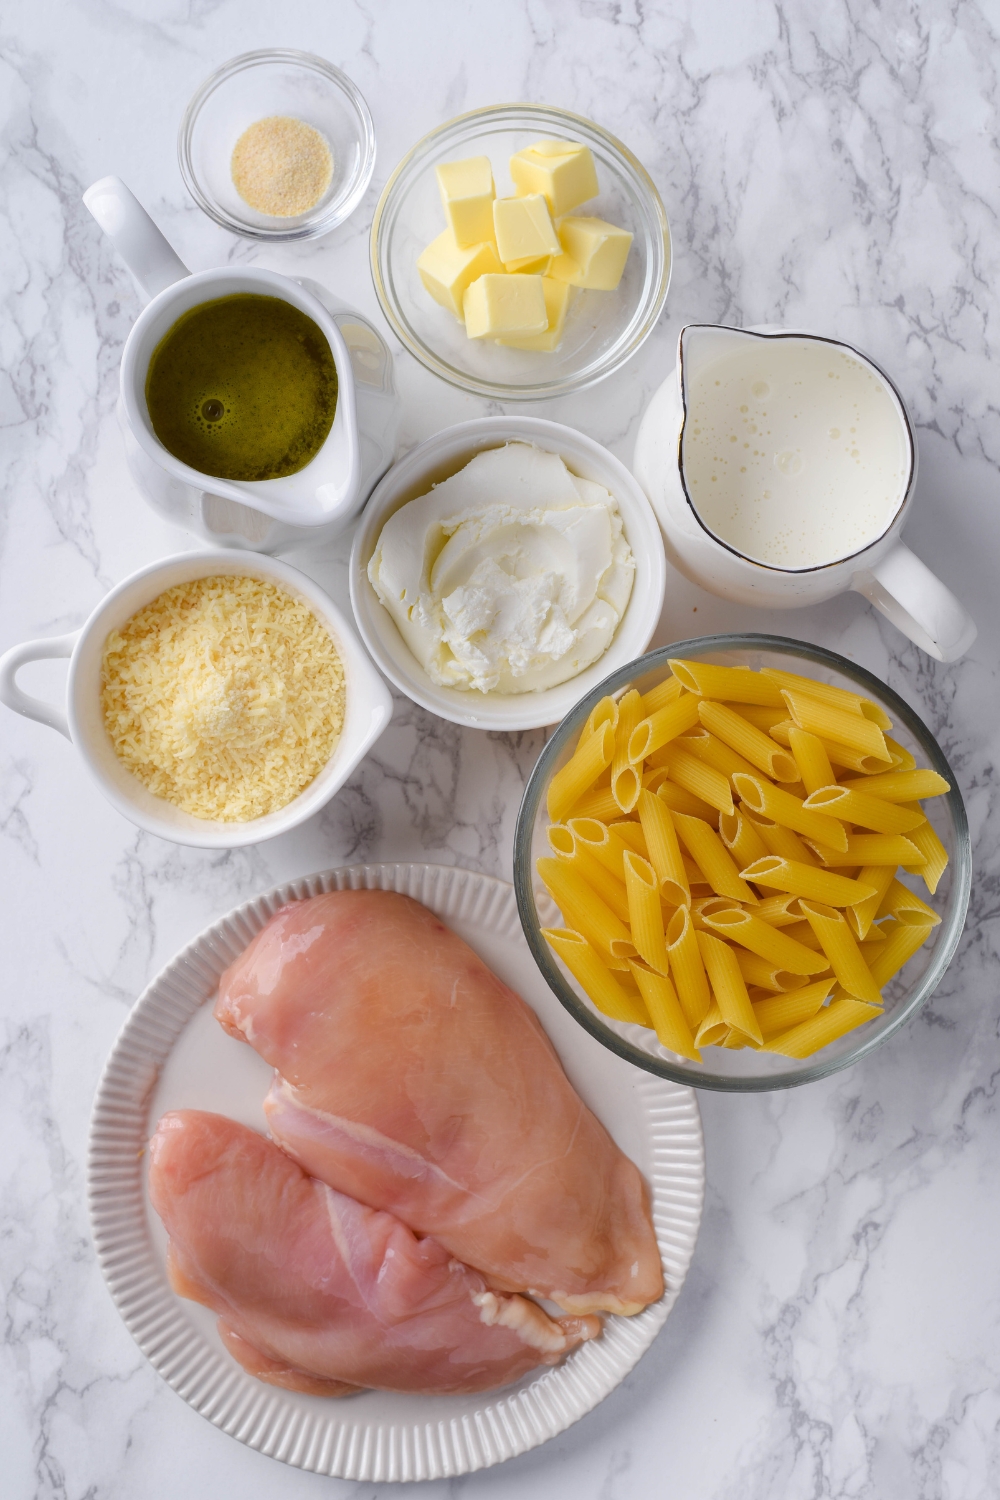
[349,416,667,730]
[0,551,392,848]
[89,863,705,1482]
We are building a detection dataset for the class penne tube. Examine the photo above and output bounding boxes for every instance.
[883,735,916,771]
[543,928,651,1027]
[781,689,893,762]
[866,916,935,988]
[877,876,942,927]
[637,789,690,905]
[611,689,644,812]
[760,668,893,729]
[660,746,735,816]
[787,725,835,795]
[628,694,702,762]
[578,695,618,748]
[570,783,625,822]
[796,899,883,1005]
[672,812,755,901]
[691,895,746,931]
[738,855,877,907]
[566,817,626,879]
[675,728,758,783]
[754,893,806,927]
[780,920,825,952]
[751,978,835,1039]
[771,720,890,775]
[698,700,800,782]
[640,674,685,717]
[665,906,712,1029]
[761,997,876,1057]
[536,857,636,966]
[669,659,786,706]
[656,778,720,827]
[700,907,831,975]
[802,833,925,867]
[802,785,926,835]
[847,865,896,940]
[549,827,633,925]
[548,720,615,823]
[732,773,848,853]
[694,1001,729,1048]
[610,819,647,855]
[623,852,671,973]
[734,948,809,993]
[696,931,763,1043]
[741,808,821,866]
[838,769,950,803]
[628,960,701,1061]
[727,703,787,732]
[719,807,770,870]
[902,816,949,895]
[721,1027,759,1050]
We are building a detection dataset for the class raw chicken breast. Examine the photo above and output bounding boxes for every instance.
[148,1111,599,1396]
[215,890,663,1316]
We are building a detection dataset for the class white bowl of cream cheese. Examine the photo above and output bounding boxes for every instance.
[350,417,666,729]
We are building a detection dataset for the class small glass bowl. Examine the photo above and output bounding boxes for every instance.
[513,635,971,1092]
[370,104,671,401]
[178,50,376,241]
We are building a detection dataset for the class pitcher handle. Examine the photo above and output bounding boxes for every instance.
[852,541,977,662]
[0,631,79,740]
[83,176,190,301]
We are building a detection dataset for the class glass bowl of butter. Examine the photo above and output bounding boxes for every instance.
[370,104,671,400]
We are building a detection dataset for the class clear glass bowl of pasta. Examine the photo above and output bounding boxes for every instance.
[512,634,971,1092]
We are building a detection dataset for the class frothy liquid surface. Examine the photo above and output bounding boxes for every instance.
[681,337,909,569]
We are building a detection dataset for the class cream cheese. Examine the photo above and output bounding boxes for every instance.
[367,443,634,694]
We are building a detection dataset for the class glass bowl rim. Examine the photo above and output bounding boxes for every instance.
[177,48,376,242]
[369,102,672,400]
[513,632,972,1093]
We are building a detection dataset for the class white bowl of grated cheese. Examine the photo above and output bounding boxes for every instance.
[350,417,666,730]
[0,551,392,847]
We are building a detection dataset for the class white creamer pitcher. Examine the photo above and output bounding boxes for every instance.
[84,176,399,553]
[633,324,976,662]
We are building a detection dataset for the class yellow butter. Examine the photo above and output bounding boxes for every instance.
[510,140,599,217]
[464,274,548,339]
[504,253,553,274]
[493,194,560,266]
[435,156,496,247]
[550,216,633,290]
[497,277,572,351]
[418,229,503,319]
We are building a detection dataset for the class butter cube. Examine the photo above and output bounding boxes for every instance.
[549,216,633,291]
[504,253,553,275]
[510,140,599,217]
[497,277,572,351]
[464,274,548,340]
[493,194,560,267]
[435,156,496,247]
[418,229,503,319]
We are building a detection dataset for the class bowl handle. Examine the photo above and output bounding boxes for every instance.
[0,631,80,740]
[852,541,977,663]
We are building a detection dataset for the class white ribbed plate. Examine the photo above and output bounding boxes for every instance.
[89,864,704,1481]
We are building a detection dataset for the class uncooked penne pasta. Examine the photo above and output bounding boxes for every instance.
[628,960,701,1061]
[660,746,735,816]
[628,694,702,762]
[543,928,650,1026]
[787,725,835,795]
[611,689,644,813]
[719,807,770,869]
[883,736,917,771]
[733,947,809,993]
[623,852,671,973]
[548,720,614,823]
[566,817,627,880]
[771,720,891,775]
[610,819,647,855]
[656,777,720,827]
[694,1002,729,1048]
[676,728,758,783]
[696,930,763,1043]
[537,857,636,967]
[578,694,618,748]
[742,808,821,866]
[640,674,685,717]
[802,786,925,836]
[739,855,877,907]
[838,769,950,803]
[701,907,831,975]
[803,833,925,867]
[781,689,893,762]
[796,899,882,1005]
[571,783,625,822]
[866,917,935,988]
[877,876,942,927]
[753,893,806,927]
[548,825,633,925]
[760,668,893,729]
[847,865,896,940]
[672,812,754,901]
[762,997,876,1056]
[698,700,800,782]
[690,895,745,931]
[902,816,949,894]
[666,906,712,1029]
[728,703,787,732]
[636,789,689,906]
[669,659,785,706]
[752,978,835,1039]
[732,772,849,853]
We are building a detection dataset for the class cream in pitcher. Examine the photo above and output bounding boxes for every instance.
[633,324,977,662]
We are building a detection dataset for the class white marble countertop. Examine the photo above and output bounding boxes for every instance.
[3,2,999,1496]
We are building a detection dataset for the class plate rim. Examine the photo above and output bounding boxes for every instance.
[88,862,705,1481]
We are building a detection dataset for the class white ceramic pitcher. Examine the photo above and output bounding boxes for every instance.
[633,324,977,662]
[84,176,400,553]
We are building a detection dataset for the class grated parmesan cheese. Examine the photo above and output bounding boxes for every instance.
[101,575,345,822]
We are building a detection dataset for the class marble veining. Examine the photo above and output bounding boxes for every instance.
[2,1,999,1496]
